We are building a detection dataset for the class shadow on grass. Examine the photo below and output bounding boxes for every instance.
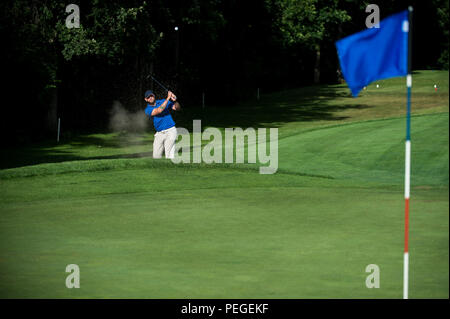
[176,85,370,129]
[0,146,154,170]
[0,84,370,170]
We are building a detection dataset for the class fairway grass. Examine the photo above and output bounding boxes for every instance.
[0,71,448,298]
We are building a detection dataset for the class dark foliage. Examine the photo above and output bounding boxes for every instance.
[0,0,447,145]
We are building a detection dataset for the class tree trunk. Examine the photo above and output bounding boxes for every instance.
[47,87,57,132]
[314,45,320,84]
[337,68,345,83]
[150,61,154,91]
[336,24,345,83]
[136,54,142,111]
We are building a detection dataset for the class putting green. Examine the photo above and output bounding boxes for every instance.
[278,112,449,185]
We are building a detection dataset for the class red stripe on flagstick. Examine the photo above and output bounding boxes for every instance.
[405,198,409,253]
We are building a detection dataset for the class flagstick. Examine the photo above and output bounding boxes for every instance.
[403,6,413,300]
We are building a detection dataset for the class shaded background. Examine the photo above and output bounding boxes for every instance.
[0,0,448,144]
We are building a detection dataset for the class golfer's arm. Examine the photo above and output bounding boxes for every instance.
[151,99,170,116]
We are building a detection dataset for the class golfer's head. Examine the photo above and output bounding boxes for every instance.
[144,90,155,104]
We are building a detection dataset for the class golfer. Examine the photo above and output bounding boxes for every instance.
[144,90,181,159]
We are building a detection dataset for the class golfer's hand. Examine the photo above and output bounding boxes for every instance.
[167,91,173,100]
[170,93,177,102]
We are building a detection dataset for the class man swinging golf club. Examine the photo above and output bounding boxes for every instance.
[144,89,181,159]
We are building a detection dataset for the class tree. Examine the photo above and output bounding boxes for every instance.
[435,0,449,69]
[273,0,351,83]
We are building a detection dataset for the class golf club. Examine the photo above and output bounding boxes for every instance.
[146,74,177,100]
[146,74,170,91]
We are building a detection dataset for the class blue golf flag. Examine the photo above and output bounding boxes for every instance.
[336,10,409,97]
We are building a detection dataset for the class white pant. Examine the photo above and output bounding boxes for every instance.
[153,126,177,159]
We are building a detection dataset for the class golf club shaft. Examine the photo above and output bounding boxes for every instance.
[146,74,170,92]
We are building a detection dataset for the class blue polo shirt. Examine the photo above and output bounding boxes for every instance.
[144,99,176,132]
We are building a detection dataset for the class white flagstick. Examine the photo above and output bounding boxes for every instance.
[404,138,411,299]
[403,6,413,299]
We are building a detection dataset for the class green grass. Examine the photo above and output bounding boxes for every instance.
[0,70,448,298]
